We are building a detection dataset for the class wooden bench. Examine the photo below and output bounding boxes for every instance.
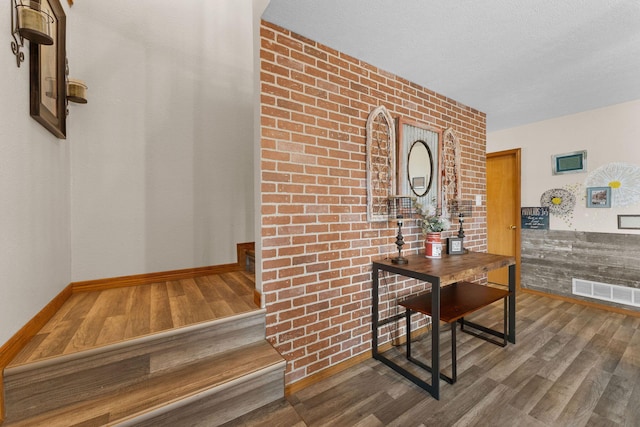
[399,281,509,384]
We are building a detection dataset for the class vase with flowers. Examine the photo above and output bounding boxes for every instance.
[414,200,451,258]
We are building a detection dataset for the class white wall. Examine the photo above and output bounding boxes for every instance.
[68,0,256,280]
[1,1,258,345]
[0,5,72,344]
[488,99,640,233]
[253,0,271,301]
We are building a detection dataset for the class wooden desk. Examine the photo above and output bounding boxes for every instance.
[371,252,516,400]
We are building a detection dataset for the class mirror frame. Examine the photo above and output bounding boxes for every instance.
[397,117,443,210]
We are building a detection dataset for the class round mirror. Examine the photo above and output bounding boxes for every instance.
[407,140,433,197]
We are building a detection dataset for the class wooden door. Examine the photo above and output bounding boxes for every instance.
[487,149,521,288]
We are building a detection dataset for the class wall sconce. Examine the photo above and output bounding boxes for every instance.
[388,195,415,264]
[67,78,87,103]
[65,58,88,108]
[10,0,54,67]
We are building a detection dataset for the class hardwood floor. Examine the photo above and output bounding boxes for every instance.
[225,291,640,427]
[7,271,257,367]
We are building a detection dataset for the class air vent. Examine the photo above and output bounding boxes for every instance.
[572,278,639,307]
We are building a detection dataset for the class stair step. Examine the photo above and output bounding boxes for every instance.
[245,249,255,273]
[4,340,285,426]
[4,309,269,423]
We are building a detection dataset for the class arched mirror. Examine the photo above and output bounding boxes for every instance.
[407,140,433,197]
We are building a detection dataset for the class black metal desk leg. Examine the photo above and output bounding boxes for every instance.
[405,309,412,358]
[451,322,457,383]
[372,267,380,356]
[508,264,516,344]
[431,279,440,400]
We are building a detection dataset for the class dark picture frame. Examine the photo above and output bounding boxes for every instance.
[447,237,464,255]
[552,150,586,175]
[586,186,611,208]
[618,215,640,230]
[30,0,66,139]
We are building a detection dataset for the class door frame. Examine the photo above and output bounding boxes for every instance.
[487,148,522,290]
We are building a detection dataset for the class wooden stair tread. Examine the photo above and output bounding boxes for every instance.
[5,340,285,427]
[8,272,257,367]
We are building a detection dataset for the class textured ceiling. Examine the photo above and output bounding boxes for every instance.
[262,0,640,132]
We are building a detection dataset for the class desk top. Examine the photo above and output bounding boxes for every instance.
[372,252,515,286]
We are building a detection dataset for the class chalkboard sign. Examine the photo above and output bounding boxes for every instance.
[521,207,549,230]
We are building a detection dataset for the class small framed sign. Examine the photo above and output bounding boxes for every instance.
[618,215,640,230]
[447,237,464,255]
[552,150,587,175]
[586,187,611,208]
[521,207,549,230]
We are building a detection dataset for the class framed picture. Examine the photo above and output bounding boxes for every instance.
[447,237,464,255]
[412,176,426,190]
[552,150,586,175]
[30,0,66,138]
[586,187,611,208]
[618,215,640,230]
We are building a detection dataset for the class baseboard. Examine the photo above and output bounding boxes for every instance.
[0,283,73,423]
[522,288,640,318]
[253,289,262,308]
[71,263,243,293]
[285,351,371,396]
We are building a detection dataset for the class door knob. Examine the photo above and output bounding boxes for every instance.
[509,225,517,230]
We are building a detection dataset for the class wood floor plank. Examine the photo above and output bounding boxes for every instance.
[591,373,635,425]
[57,291,101,325]
[124,284,152,339]
[180,279,217,323]
[25,320,83,362]
[554,366,612,426]
[150,282,173,332]
[508,374,554,414]
[220,398,306,427]
[528,349,600,424]
[94,314,128,346]
[622,370,640,426]
[613,328,640,379]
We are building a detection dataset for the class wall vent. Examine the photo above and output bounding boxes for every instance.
[572,278,640,308]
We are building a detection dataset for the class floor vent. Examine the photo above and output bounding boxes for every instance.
[572,278,640,308]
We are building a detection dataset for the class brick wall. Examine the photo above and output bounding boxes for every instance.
[260,20,487,386]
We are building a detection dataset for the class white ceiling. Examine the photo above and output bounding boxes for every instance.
[262,0,640,132]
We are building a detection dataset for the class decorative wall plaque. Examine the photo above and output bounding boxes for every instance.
[366,106,396,222]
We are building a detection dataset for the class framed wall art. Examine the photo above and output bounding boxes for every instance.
[447,237,464,255]
[397,116,441,212]
[552,150,586,175]
[366,105,395,222]
[30,0,66,138]
[586,187,611,208]
[618,215,640,230]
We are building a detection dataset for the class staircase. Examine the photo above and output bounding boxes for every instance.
[2,277,285,426]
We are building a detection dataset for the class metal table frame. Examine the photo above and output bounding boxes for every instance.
[371,252,516,400]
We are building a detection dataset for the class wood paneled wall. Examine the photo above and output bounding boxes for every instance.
[521,229,640,310]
